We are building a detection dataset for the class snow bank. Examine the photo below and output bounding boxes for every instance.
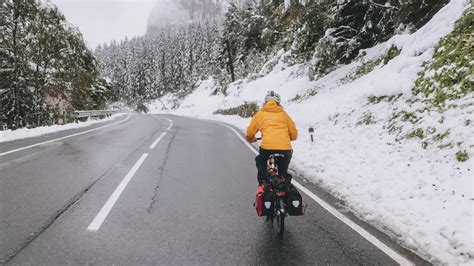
[149,1,472,264]
[0,113,127,143]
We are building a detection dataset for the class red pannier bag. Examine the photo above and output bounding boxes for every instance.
[255,184,273,216]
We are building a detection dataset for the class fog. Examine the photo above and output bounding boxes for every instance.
[51,0,156,49]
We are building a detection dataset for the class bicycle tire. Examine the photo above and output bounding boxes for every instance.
[275,197,285,236]
[279,214,285,236]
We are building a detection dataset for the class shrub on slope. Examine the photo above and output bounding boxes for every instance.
[388,5,473,162]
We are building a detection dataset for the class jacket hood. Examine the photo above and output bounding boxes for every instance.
[263,100,283,113]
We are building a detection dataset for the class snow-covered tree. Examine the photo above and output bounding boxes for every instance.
[310,0,450,76]
[94,0,450,105]
[0,0,105,129]
[95,19,221,104]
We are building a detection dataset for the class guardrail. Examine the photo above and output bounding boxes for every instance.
[72,110,116,121]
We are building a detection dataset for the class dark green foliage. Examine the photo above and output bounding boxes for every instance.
[405,128,424,140]
[433,130,450,142]
[392,111,420,124]
[387,7,472,161]
[213,102,259,118]
[135,101,149,113]
[368,94,402,104]
[325,1,398,64]
[0,0,105,129]
[311,0,449,76]
[340,56,383,83]
[455,150,469,162]
[219,0,333,81]
[289,88,318,102]
[413,7,474,108]
[290,1,331,61]
[399,0,450,30]
[90,78,114,110]
[356,112,376,126]
[219,1,288,82]
[421,141,428,149]
[383,45,401,65]
[340,44,401,84]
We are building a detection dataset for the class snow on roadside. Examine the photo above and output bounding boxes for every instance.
[0,113,127,143]
[149,1,472,264]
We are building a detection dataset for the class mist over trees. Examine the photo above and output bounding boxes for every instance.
[147,0,224,32]
[96,0,449,104]
[95,20,221,107]
[0,0,111,130]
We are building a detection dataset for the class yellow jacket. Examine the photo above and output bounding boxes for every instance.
[246,100,298,150]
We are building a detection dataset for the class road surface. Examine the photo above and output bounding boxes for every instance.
[0,114,429,265]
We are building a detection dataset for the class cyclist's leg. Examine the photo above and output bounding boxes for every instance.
[277,150,293,184]
[255,149,269,184]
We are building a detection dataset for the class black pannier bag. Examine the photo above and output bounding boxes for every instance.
[286,186,304,216]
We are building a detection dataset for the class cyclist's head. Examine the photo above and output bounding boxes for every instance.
[265,90,281,104]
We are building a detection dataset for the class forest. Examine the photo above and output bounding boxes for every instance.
[0,0,112,130]
[96,0,449,108]
[0,0,449,129]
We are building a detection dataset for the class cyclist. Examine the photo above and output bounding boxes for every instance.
[246,91,298,186]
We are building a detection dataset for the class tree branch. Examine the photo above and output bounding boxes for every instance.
[368,1,400,10]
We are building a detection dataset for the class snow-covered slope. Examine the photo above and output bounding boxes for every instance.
[148,1,473,264]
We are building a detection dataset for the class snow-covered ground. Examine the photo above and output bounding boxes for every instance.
[0,113,127,143]
[149,1,473,264]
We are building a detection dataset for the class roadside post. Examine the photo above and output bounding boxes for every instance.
[308,127,314,142]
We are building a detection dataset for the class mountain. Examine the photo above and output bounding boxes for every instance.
[146,0,225,33]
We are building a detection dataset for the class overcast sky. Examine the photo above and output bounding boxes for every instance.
[50,0,156,49]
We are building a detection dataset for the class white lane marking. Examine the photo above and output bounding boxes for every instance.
[149,132,166,149]
[292,182,413,266]
[88,153,149,231]
[163,117,173,131]
[216,122,258,152]
[216,122,413,266]
[0,114,131,157]
[149,117,173,149]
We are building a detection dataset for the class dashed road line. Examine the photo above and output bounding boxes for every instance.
[87,153,149,231]
[164,118,173,131]
[88,116,173,231]
[149,117,173,149]
[149,132,166,149]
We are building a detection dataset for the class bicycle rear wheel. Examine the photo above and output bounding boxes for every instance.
[276,198,285,236]
[278,215,285,236]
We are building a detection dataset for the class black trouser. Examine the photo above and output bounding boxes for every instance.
[255,148,293,184]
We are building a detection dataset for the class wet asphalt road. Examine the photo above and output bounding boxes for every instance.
[0,114,428,265]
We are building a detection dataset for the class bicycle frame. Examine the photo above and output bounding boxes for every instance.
[265,154,288,235]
